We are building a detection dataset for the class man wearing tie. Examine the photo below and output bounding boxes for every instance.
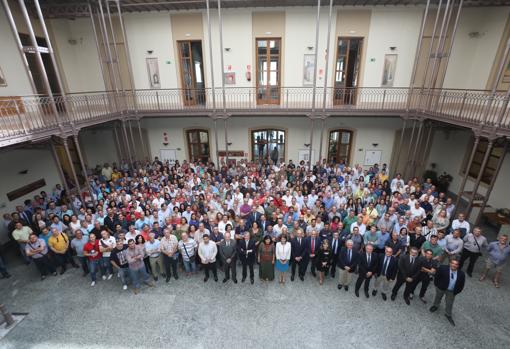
[219,232,237,284]
[355,243,379,298]
[329,232,341,278]
[373,246,398,300]
[429,258,466,326]
[290,229,307,281]
[391,247,422,304]
[305,230,321,277]
[337,239,359,291]
[237,231,256,284]
[247,207,261,229]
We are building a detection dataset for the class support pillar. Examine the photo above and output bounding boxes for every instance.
[50,140,70,201]
[73,133,95,205]
[128,120,137,162]
[308,118,315,170]
[466,138,494,218]
[214,119,220,168]
[403,119,417,179]
[453,134,480,217]
[62,137,84,207]
[88,1,109,92]
[419,123,434,174]
[137,119,147,161]
[113,124,123,164]
[224,118,229,166]
[393,118,407,176]
[411,119,425,176]
[122,120,134,168]
[318,118,326,167]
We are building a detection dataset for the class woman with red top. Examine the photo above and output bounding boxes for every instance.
[83,234,103,287]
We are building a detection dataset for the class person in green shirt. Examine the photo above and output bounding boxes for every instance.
[343,211,357,232]
[421,235,443,260]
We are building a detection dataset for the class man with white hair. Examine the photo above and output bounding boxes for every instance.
[337,239,359,291]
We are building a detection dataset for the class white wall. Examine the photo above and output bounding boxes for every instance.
[0,9,33,96]
[444,7,510,90]
[362,8,422,87]
[80,129,119,168]
[142,116,401,168]
[50,18,105,92]
[0,148,61,243]
[124,12,179,90]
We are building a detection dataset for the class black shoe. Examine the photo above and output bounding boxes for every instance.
[372,290,377,296]
[331,273,335,279]
[311,272,317,277]
[250,278,254,284]
[429,306,438,313]
[365,291,370,298]
[299,275,304,281]
[72,263,80,269]
[233,279,238,284]
[337,284,343,290]
[420,297,428,304]
[82,272,88,277]
[404,297,410,305]
[382,293,387,301]
[467,272,472,278]
[214,276,218,282]
[390,294,396,301]
[291,275,295,282]
[242,277,246,283]
[60,267,66,275]
[445,315,455,326]
[1,273,11,279]
[344,286,349,292]
[154,276,158,282]
[204,277,209,282]
[41,275,46,281]
[174,275,179,280]
[223,278,229,283]
[52,272,57,276]
[409,293,414,300]
[166,276,170,283]
[355,290,360,297]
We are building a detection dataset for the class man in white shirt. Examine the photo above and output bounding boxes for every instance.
[410,201,426,221]
[198,234,218,282]
[451,214,470,237]
[390,174,405,193]
[145,232,163,281]
[350,216,367,236]
[99,230,116,280]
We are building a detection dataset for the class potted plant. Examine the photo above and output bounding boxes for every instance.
[423,163,438,184]
[437,171,453,193]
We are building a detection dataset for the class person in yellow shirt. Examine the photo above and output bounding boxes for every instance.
[48,228,79,274]
[378,170,389,184]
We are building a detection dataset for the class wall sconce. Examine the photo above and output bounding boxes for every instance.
[389,46,397,51]
[304,143,310,147]
[307,46,314,51]
[225,48,231,52]
[227,142,232,146]
[147,50,153,55]
[372,143,379,147]
[176,147,181,151]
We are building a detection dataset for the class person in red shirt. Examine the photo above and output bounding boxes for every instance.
[83,234,103,287]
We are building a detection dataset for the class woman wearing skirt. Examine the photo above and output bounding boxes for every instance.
[258,235,275,281]
[316,239,332,285]
[275,235,291,284]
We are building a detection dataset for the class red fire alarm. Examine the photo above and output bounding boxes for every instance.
[163,132,169,146]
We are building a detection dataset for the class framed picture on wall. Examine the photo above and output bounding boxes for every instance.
[146,57,161,89]
[303,54,316,86]
[0,67,7,87]
[381,54,397,87]
[225,72,236,85]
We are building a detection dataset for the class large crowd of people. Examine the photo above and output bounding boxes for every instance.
[2,157,510,326]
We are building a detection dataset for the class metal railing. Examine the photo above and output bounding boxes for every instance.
[1,87,509,144]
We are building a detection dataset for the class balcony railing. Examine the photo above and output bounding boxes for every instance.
[1,87,509,146]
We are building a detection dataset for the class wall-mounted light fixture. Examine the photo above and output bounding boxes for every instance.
[389,46,397,51]
[225,48,231,52]
[372,143,379,147]
[147,50,153,55]
[227,142,232,146]
[307,46,314,51]
[304,143,310,147]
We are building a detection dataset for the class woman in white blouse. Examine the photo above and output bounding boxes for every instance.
[275,235,292,284]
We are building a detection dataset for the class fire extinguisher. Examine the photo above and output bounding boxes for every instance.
[163,132,169,146]
[246,71,251,82]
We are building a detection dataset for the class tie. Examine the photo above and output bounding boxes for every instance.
[226,241,229,247]
[348,250,352,263]
[383,257,388,276]
[451,272,454,280]
[367,254,371,265]
[333,240,337,254]
[410,256,414,265]
[311,239,315,254]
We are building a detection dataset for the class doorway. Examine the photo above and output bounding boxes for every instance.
[256,38,281,105]
[186,129,210,163]
[177,40,206,106]
[333,37,363,105]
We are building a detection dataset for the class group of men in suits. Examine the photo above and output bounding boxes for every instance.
[334,240,465,326]
[217,231,257,284]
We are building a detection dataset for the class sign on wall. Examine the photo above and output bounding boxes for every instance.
[364,149,382,166]
[146,57,161,89]
[303,54,315,86]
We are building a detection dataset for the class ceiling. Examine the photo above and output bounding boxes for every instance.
[33,0,510,18]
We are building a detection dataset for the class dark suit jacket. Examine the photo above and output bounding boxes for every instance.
[237,239,256,264]
[291,237,307,260]
[376,254,398,280]
[329,238,342,262]
[338,247,359,272]
[305,236,321,257]
[434,265,465,295]
[397,255,423,280]
[246,212,261,228]
[219,239,237,261]
[357,252,379,277]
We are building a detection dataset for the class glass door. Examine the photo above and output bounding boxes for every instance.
[327,129,353,164]
[333,37,363,105]
[252,129,285,163]
[187,129,210,163]
[256,39,281,105]
[178,40,206,106]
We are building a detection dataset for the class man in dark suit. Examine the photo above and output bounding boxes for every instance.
[429,258,465,326]
[355,244,379,298]
[219,232,237,284]
[305,230,321,277]
[259,214,268,234]
[391,247,423,304]
[373,246,398,300]
[246,207,261,229]
[337,239,359,291]
[290,229,307,281]
[237,231,256,284]
[329,232,342,278]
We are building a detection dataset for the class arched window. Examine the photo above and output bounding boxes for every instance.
[186,129,210,163]
[251,129,286,163]
[327,129,353,164]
